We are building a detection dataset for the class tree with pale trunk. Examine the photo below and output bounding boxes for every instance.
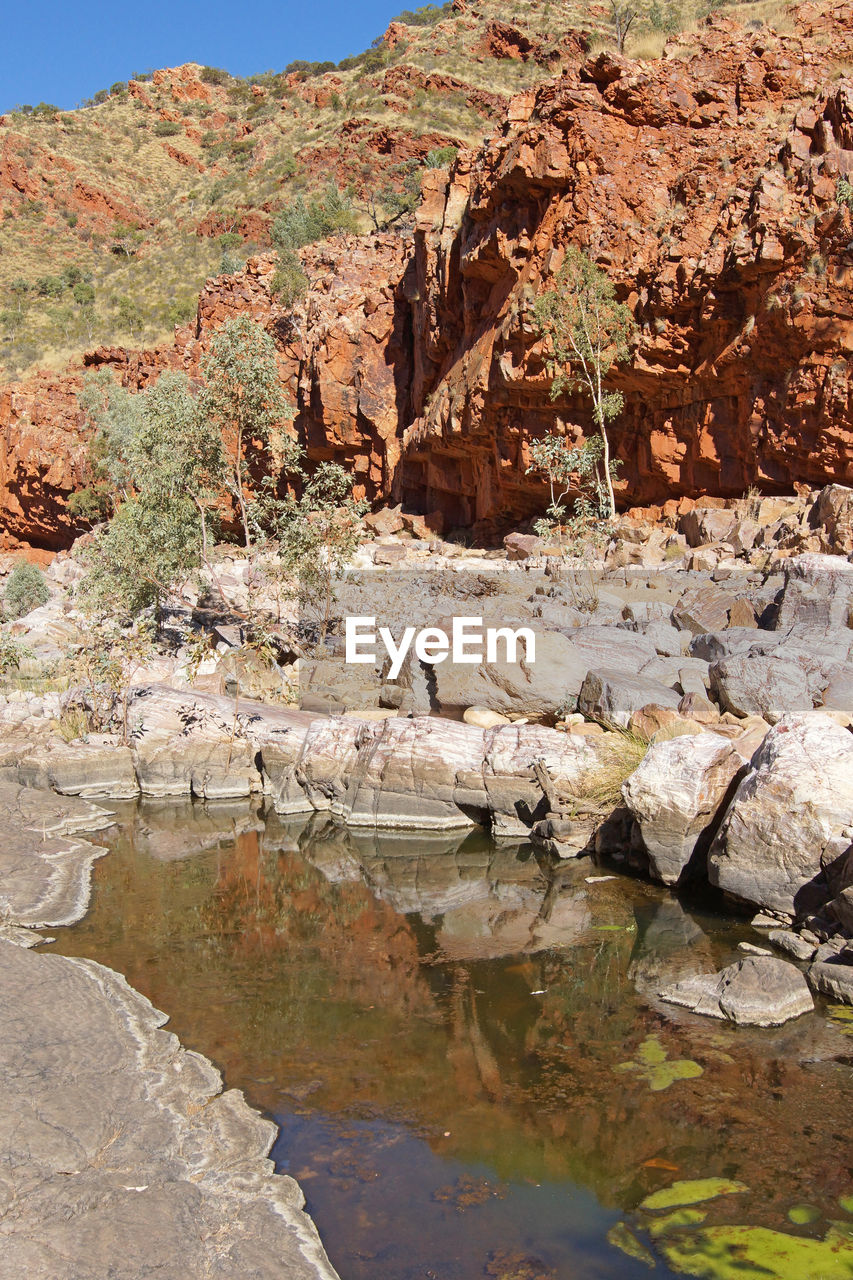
[532,246,636,520]
[199,316,297,547]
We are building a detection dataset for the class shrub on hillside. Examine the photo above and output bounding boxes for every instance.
[201,66,231,85]
[3,562,49,620]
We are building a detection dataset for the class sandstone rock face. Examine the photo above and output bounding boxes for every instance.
[4,4,853,547]
[401,10,853,529]
[659,956,814,1026]
[708,713,853,916]
[622,733,744,885]
[0,941,340,1280]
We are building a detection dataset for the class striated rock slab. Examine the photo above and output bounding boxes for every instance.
[0,940,339,1280]
[0,781,114,929]
[659,955,814,1026]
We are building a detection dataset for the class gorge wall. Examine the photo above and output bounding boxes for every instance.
[2,0,853,548]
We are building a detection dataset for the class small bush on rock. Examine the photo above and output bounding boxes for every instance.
[3,562,49,619]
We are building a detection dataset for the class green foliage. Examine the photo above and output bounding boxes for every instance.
[219,249,245,274]
[369,159,423,228]
[391,2,452,25]
[648,0,682,31]
[75,370,223,616]
[250,461,368,626]
[153,120,182,137]
[837,177,853,209]
[116,295,143,334]
[526,433,619,554]
[533,247,636,518]
[337,47,388,73]
[200,316,296,546]
[72,281,95,306]
[269,185,357,311]
[36,275,65,298]
[64,617,156,739]
[218,232,243,251]
[79,498,200,619]
[424,145,459,168]
[271,184,358,252]
[200,66,231,85]
[284,59,337,79]
[3,561,49,619]
[0,633,34,673]
[270,250,309,306]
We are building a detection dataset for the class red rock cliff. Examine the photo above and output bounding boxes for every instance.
[2,0,853,547]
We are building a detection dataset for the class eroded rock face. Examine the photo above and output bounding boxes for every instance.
[114,684,611,835]
[708,712,853,916]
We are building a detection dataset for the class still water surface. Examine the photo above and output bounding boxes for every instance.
[42,800,853,1280]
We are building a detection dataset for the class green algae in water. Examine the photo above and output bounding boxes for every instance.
[648,1209,708,1237]
[828,1007,853,1036]
[607,1222,655,1268]
[788,1205,821,1225]
[641,1179,748,1212]
[841,1197,853,1215]
[658,1225,853,1280]
[615,1035,704,1093]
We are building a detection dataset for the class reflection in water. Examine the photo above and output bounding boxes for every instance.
[44,800,853,1280]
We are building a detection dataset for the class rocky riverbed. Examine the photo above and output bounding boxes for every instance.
[1,487,853,1271]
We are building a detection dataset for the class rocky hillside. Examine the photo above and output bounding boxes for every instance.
[0,0,607,380]
[2,0,853,548]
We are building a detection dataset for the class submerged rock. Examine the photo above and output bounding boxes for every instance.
[659,956,814,1026]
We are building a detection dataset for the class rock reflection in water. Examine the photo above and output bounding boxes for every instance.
[44,799,853,1280]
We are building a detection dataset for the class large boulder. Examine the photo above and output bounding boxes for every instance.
[433,630,591,719]
[708,713,853,916]
[622,733,744,885]
[773,552,853,636]
[709,654,814,724]
[659,955,814,1026]
[678,507,737,548]
[810,484,853,554]
[577,669,681,729]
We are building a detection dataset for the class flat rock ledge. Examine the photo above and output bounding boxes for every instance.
[658,955,815,1026]
[0,940,340,1280]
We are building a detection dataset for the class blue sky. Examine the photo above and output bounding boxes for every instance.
[2,0,409,113]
